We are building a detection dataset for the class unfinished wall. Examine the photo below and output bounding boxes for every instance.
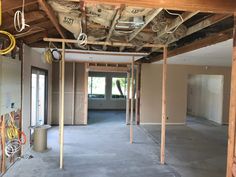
[88,72,127,110]
[22,45,52,153]
[140,64,231,124]
[52,62,88,125]
[187,75,224,124]
[0,56,21,115]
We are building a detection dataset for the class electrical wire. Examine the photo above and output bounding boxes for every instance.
[14,27,45,38]
[14,0,29,32]
[5,139,21,157]
[0,30,16,55]
[77,20,87,47]
[164,9,184,34]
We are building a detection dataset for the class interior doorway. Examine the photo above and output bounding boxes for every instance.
[87,72,128,125]
[187,74,224,124]
[31,67,48,127]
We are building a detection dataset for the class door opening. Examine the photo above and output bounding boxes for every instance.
[31,68,48,128]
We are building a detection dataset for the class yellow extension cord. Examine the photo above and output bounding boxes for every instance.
[7,121,19,141]
[0,0,16,55]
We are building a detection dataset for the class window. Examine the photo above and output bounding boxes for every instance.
[112,77,127,99]
[88,77,106,99]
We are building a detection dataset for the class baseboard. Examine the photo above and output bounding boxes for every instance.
[140,122,186,125]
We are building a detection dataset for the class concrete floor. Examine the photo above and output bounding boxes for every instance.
[141,116,228,177]
[4,111,180,177]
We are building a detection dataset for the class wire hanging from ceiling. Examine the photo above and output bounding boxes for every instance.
[77,20,87,47]
[164,9,184,34]
[14,0,30,32]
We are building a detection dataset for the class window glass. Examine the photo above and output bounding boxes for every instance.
[112,77,127,99]
[88,77,106,99]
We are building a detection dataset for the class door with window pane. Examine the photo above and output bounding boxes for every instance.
[31,68,47,127]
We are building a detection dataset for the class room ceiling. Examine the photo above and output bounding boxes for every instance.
[1,0,234,63]
[154,39,232,66]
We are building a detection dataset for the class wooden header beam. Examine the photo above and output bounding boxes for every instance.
[68,0,236,14]
[43,37,165,48]
[87,65,129,73]
[150,28,233,62]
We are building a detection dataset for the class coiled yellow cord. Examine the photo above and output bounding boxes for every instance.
[7,121,19,141]
[0,30,16,55]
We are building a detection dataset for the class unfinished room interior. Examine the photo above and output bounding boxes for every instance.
[1,0,236,177]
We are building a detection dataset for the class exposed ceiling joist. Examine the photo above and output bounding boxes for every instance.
[69,0,236,14]
[2,11,45,30]
[2,0,37,13]
[37,0,72,48]
[14,28,46,39]
[153,14,231,51]
[103,5,124,50]
[150,28,233,62]
[128,8,163,41]
[157,11,199,38]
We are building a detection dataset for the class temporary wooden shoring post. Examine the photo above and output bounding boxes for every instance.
[84,63,89,125]
[72,62,75,125]
[226,13,236,177]
[130,57,135,144]
[1,115,6,174]
[135,64,140,124]
[59,42,65,169]
[160,46,167,165]
[126,72,130,124]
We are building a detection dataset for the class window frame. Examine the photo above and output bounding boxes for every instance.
[111,77,127,100]
[88,76,106,100]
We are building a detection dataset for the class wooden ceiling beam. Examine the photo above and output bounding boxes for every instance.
[38,0,72,48]
[2,0,37,13]
[44,37,164,48]
[103,5,124,50]
[69,0,236,14]
[128,8,163,41]
[2,11,45,30]
[153,14,232,51]
[150,28,233,62]
[157,11,199,38]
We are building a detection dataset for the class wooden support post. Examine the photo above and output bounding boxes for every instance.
[160,46,167,165]
[84,63,89,125]
[1,115,6,174]
[226,13,236,177]
[135,64,140,124]
[126,72,130,124]
[72,62,75,125]
[59,42,65,169]
[130,57,134,144]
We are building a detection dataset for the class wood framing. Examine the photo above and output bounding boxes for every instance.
[72,62,76,125]
[70,0,236,14]
[160,46,167,165]
[38,0,72,48]
[43,37,164,48]
[84,63,89,125]
[126,72,130,125]
[157,11,199,38]
[1,115,6,174]
[130,57,134,144]
[103,5,124,50]
[151,28,233,62]
[226,13,236,177]
[152,14,231,53]
[59,42,65,169]
[2,0,37,13]
[87,65,129,73]
[128,8,163,41]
